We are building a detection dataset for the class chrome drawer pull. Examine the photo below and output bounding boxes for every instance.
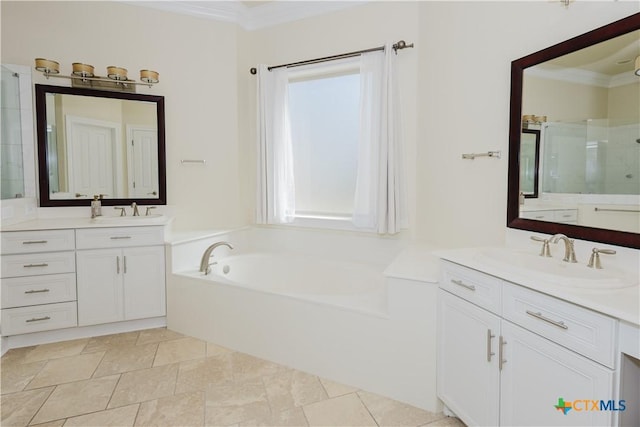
[123,256,127,274]
[451,279,476,291]
[24,289,50,294]
[526,310,569,330]
[487,329,495,362]
[26,316,51,323]
[22,240,48,245]
[117,256,121,274]
[110,236,132,240]
[499,336,507,371]
[23,263,49,268]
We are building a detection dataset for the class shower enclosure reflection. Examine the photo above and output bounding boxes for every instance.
[1,65,25,199]
[541,119,640,195]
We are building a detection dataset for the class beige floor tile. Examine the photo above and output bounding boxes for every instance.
[83,331,141,353]
[175,353,234,394]
[30,375,119,424]
[206,342,233,358]
[0,346,36,367]
[239,407,309,427]
[303,393,377,427]
[135,391,204,426]
[64,404,140,427]
[422,415,467,427]
[108,363,179,408]
[358,390,444,427]
[0,386,54,427]
[319,377,359,397]
[136,328,185,346]
[1,359,46,394]
[153,337,206,367]
[93,343,158,377]
[22,339,89,363]
[205,380,271,426]
[263,369,327,413]
[231,352,289,383]
[25,352,105,389]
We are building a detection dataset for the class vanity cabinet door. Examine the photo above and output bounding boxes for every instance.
[438,289,501,427]
[122,246,166,321]
[76,249,124,326]
[500,321,614,427]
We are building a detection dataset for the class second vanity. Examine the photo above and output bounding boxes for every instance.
[0,216,170,350]
[436,244,639,427]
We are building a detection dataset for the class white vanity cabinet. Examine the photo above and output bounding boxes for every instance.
[0,230,78,335]
[438,261,616,427]
[75,227,166,326]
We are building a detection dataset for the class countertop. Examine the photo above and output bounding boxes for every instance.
[1,216,172,232]
[383,243,442,283]
[436,247,640,327]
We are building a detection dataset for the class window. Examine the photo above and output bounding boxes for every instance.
[256,44,406,234]
[288,70,360,219]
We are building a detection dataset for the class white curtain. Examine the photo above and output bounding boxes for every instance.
[352,43,407,234]
[256,65,295,224]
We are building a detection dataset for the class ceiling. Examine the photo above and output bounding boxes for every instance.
[122,1,366,31]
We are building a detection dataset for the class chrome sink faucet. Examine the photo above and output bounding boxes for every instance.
[131,202,140,216]
[551,234,577,263]
[199,241,234,275]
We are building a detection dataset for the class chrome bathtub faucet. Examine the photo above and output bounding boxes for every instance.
[199,241,234,275]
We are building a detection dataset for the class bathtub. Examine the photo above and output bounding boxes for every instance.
[204,252,387,314]
[167,227,441,412]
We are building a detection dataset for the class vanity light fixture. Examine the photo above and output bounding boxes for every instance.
[34,58,159,93]
[635,56,640,77]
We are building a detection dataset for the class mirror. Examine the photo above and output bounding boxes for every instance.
[508,13,640,249]
[35,84,166,207]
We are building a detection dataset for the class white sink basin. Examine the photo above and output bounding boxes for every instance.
[475,247,637,290]
[92,214,166,224]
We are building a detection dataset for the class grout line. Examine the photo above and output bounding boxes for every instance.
[104,373,123,411]
[26,384,56,426]
[356,391,380,427]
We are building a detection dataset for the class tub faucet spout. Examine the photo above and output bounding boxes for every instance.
[551,234,577,263]
[199,241,234,275]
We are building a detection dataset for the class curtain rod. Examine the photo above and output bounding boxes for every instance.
[249,40,414,75]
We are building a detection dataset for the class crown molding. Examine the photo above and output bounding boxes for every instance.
[525,65,638,89]
[120,1,367,31]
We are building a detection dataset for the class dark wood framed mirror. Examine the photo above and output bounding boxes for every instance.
[35,84,166,207]
[507,13,640,249]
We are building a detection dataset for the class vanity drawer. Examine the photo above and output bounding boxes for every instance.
[502,282,617,368]
[1,302,77,336]
[554,209,577,223]
[76,226,164,249]
[1,251,76,278]
[1,273,77,309]
[520,210,554,221]
[440,261,502,315]
[1,229,75,254]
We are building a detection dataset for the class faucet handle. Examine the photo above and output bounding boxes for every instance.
[587,248,616,269]
[145,206,157,216]
[530,235,551,257]
[114,207,127,216]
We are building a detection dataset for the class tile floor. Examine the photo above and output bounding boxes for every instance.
[0,328,466,427]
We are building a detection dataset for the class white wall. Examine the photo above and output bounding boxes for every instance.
[238,1,420,235]
[1,1,244,230]
[2,1,638,247]
[416,1,638,247]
